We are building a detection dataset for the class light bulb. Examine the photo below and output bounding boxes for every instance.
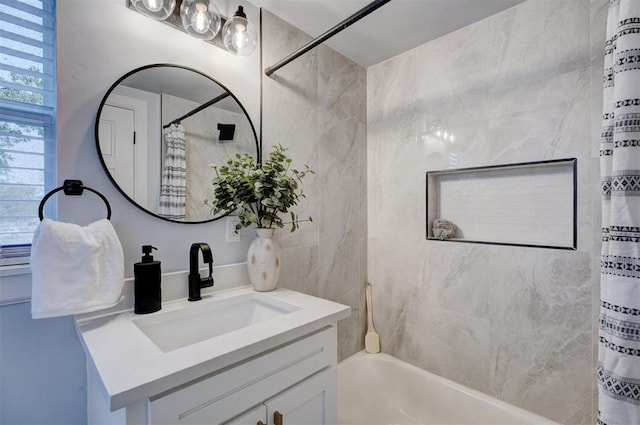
[222,6,257,56]
[192,4,209,34]
[181,0,221,40]
[142,0,162,12]
[229,20,247,50]
[131,0,175,20]
[234,32,246,50]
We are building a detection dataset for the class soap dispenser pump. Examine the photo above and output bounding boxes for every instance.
[134,245,161,314]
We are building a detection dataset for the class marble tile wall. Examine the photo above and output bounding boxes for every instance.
[261,10,368,360]
[367,0,604,423]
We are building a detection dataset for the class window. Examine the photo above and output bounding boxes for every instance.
[0,0,56,265]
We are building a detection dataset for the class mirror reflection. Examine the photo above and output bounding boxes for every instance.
[95,64,258,223]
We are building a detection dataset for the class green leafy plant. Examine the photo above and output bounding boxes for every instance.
[206,145,314,232]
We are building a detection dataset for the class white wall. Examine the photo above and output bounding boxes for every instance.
[0,1,261,423]
[0,303,86,425]
[57,0,261,273]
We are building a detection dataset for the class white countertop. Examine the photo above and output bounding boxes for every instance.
[76,286,350,411]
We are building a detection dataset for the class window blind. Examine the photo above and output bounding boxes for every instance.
[0,0,56,264]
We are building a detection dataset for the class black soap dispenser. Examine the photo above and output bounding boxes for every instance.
[134,245,161,314]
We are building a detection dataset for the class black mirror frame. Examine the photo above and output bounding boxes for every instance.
[94,63,260,224]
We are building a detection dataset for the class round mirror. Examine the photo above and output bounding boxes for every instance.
[95,64,259,223]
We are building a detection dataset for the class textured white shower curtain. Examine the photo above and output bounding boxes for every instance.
[599,1,640,424]
[159,123,187,220]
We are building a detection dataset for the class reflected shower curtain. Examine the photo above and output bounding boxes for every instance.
[159,123,186,220]
[599,1,640,424]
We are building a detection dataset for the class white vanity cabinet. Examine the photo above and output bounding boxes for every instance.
[80,286,350,425]
[88,326,338,425]
[223,368,335,425]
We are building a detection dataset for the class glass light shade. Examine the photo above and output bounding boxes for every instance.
[131,0,176,20]
[180,0,221,40]
[222,6,257,56]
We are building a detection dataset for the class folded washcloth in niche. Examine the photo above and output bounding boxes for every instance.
[30,218,125,319]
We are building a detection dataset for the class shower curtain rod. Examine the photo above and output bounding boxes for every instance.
[264,0,392,77]
[163,92,231,128]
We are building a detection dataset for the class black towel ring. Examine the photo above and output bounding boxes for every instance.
[38,180,112,221]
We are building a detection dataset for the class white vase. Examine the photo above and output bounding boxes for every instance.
[247,228,282,292]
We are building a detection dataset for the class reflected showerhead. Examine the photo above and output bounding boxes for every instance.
[217,123,235,141]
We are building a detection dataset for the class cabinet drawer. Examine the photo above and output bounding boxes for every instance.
[150,326,337,424]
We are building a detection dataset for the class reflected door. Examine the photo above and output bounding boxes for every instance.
[98,104,135,197]
[98,92,149,207]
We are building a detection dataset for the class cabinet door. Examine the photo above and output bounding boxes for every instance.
[224,404,267,425]
[265,367,336,425]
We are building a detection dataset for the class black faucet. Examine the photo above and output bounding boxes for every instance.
[188,243,214,301]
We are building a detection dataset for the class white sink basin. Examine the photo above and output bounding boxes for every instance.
[133,293,300,352]
[76,285,351,410]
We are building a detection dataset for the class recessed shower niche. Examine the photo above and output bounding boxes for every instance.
[426,158,577,249]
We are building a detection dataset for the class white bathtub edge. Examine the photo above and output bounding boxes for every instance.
[337,350,560,425]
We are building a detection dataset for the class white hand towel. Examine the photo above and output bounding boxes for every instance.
[30,218,124,319]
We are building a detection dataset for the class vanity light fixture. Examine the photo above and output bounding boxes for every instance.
[131,0,176,20]
[222,6,257,56]
[180,0,221,40]
[127,0,255,55]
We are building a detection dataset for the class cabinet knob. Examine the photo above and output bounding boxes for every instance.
[274,411,284,425]
[257,422,266,425]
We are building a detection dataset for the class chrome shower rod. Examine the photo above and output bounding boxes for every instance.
[264,0,392,76]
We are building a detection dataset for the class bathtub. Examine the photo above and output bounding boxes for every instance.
[337,351,558,425]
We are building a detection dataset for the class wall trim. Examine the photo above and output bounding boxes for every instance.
[0,265,32,306]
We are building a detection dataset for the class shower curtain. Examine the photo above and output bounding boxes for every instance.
[599,1,640,424]
[159,123,187,220]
